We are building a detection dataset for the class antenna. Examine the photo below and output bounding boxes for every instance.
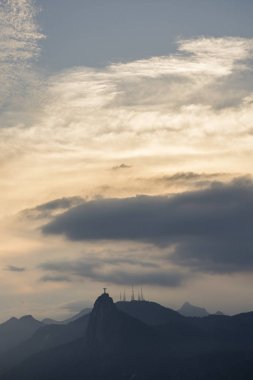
[138,291,141,301]
[141,286,144,301]
[120,292,122,301]
[131,285,135,301]
[123,289,126,302]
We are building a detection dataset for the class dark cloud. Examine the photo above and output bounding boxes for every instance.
[5,265,26,272]
[22,196,84,219]
[155,171,229,189]
[40,275,71,283]
[42,177,253,274]
[39,260,186,287]
[112,163,131,170]
[161,171,224,182]
[35,197,84,212]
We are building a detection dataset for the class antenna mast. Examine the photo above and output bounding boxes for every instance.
[131,285,135,301]
[141,286,144,301]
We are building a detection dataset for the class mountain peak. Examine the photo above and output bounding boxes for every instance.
[93,292,115,315]
[19,315,35,321]
[86,292,118,351]
[86,292,156,357]
[178,301,209,317]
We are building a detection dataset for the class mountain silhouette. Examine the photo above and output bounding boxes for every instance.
[0,313,90,375]
[1,292,157,380]
[0,315,44,355]
[116,299,181,325]
[2,293,253,380]
[86,292,156,354]
[42,308,92,325]
[178,302,209,317]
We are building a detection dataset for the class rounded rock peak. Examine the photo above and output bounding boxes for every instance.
[93,292,115,312]
[20,315,34,321]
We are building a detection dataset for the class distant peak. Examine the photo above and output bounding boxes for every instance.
[20,315,34,321]
[92,292,115,314]
[178,302,209,317]
[9,317,18,322]
[214,310,224,316]
[86,292,118,349]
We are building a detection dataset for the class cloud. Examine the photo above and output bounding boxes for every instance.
[5,265,26,272]
[1,36,253,219]
[35,197,84,211]
[0,0,44,112]
[22,196,84,219]
[110,37,253,79]
[148,172,230,190]
[112,163,132,170]
[160,172,224,182]
[39,259,187,287]
[60,301,90,312]
[40,275,71,283]
[42,177,253,274]
[46,37,253,117]
[1,35,251,168]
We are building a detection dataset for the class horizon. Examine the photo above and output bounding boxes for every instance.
[1,0,253,323]
[0,288,247,323]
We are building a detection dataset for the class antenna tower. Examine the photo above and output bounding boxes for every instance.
[131,285,135,301]
[141,286,145,301]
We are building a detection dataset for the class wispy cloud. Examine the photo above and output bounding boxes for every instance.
[2,36,252,152]
[110,37,253,79]
[0,0,44,109]
[21,196,84,220]
[40,274,71,283]
[1,37,253,216]
[5,265,26,272]
[40,259,187,287]
[112,163,132,170]
[150,172,230,191]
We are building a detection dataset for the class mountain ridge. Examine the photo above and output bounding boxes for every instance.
[2,294,253,379]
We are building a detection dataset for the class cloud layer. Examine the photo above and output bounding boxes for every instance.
[1,30,253,316]
[40,258,187,287]
[42,178,253,274]
[5,265,26,272]
[1,36,253,213]
[0,0,44,112]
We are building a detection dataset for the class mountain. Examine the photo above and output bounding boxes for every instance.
[1,299,174,375]
[214,310,224,316]
[2,294,253,380]
[42,317,61,325]
[2,292,157,380]
[0,313,90,375]
[42,308,91,325]
[86,293,156,354]
[178,301,209,317]
[43,300,180,326]
[62,308,92,324]
[116,300,181,325]
[0,315,44,354]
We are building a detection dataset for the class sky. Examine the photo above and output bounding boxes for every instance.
[0,0,253,322]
